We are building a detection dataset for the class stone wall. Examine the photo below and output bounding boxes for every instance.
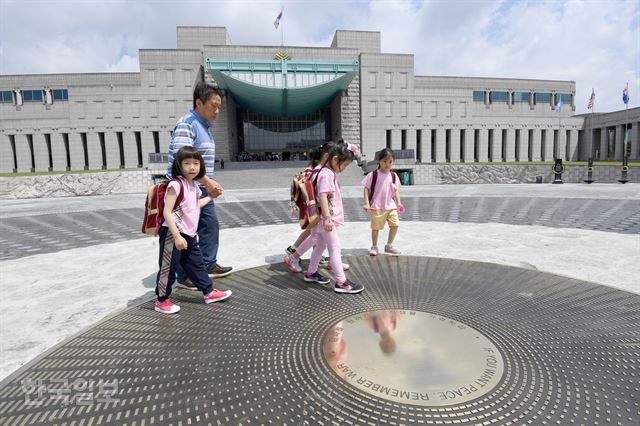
[0,164,637,199]
[395,164,640,184]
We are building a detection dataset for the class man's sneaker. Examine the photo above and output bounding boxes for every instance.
[334,279,364,294]
[154,299,180,314]
[208,263,233,278]
[176,278,198,291]
[384,245,401,256]
[369,245,379,256]
[304,271,330,285]
[284,253,302,273]
[319,256,330,266]
[326,262,350,271]
[286,245,297,255]
[204,289,232,304]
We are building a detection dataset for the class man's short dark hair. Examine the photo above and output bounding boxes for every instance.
[193,82,223,109]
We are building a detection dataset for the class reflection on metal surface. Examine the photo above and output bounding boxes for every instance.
[322,310,504,406]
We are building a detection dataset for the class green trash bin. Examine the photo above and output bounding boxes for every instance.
[400,170,412,185]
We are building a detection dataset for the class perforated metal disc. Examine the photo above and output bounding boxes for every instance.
[0,256,638,425]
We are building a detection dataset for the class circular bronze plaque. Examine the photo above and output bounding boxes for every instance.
[322,310,505,406]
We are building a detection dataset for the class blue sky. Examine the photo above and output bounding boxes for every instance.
[0,0,638,114]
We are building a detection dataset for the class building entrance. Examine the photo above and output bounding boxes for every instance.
[237,108,331,161]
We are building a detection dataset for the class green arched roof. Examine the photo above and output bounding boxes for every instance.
[206,59,358,117]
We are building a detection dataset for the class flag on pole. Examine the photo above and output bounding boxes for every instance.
[555,96,564,113]
[273,10,283,29]
[622,83,629,104]
[587,88,595,110]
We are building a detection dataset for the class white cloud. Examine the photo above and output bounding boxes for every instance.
[0,0,637,113]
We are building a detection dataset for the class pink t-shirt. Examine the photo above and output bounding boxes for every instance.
[316,167,344,226]
[163,176,202,237]
[362,170,399,210]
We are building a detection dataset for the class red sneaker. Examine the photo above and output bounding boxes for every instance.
[154,299,180,314]
[204,289,232,304]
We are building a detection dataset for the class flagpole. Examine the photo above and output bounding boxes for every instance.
[280,3,284,46]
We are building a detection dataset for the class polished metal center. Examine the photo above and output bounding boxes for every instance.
[322,310,504,406]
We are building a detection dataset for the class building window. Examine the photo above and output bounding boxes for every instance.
[148,69,156,86]
[400,101,407,117]
[131,101,140,118]
[95,101,104,119]
[183,69,192,86]
[490,91,508,103]
[415,101,423,117]
[150,100,159,118]
[1,90,13,103]
[512,92,529,103]
[534,92,552,104]
[385,101,392,117]
[52,89,68,101]
[369,101,377,118]
[473,91,485,102]
[113,100,122,119]
[369,71,377,89]
[166,69,175,87]
[400,72,408,89]
[556,93,572,104]
[23,90,43,102]
[384,72,392,89]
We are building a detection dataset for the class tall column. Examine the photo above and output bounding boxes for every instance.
[86,132,103,170]
[464,128,474,162]
[123,132,139,168]
[492,128,502,162]
[141,131,156,167]
[105,132,121,169]
[599,129,608,161]
[406,128,417,161]
[16,134,32,172]
[68,132,85,171]
[34,133,50,172]
[518,128,529,161]
[557,128,567,161]
[529,129,541,161]
[478,129,488,162]
[449,128,460,162]
[51,133,67,171]
[435,128,446,162]
[542,129,554,161]
[0,135,14,172]
[505,129,516,161]
[423,128,432,163]
[615,124,625,161]
[568,130,579,161]
[632,122,640,161]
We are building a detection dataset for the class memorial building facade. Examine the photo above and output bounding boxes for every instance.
[1,26,638,174]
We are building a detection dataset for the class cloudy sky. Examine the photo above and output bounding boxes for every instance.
[1,0,638,114]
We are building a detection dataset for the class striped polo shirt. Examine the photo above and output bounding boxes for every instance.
[167,110,215,184]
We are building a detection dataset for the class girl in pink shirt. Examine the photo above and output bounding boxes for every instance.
[304,144,364,294]
[154,146,232,314]
[362,148,403,256]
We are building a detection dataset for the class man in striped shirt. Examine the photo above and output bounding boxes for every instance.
[167,82,233,285]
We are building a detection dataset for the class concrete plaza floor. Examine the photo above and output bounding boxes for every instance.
[1,182,639,382]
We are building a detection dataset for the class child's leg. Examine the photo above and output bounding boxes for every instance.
[387,226,399,245]
[156,227,180,301]
[371,229,379,246]
[307,229,327,274]
[324,229,346,283]
[294,230,318,259]
[294,228,311,248]
[180,235,214,295]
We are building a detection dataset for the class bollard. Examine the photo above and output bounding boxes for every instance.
[552,159,564,184]
[584,157,594,184]
[618,157,629,184]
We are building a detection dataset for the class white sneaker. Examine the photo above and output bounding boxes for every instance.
[369,245,379,256]
[384,244,401,255]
